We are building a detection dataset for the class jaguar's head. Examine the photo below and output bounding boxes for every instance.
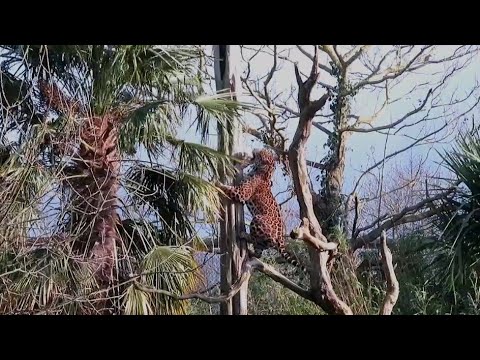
[251,148,277,172]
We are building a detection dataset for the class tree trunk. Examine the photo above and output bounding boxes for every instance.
[289,52,352,314]
[77,114,121,287]
[315,75,350,235]
[288,112,352,315]
[232,163,248,315]
[39,81,121,292]
[213,45,248,315]
[315,130,349,233]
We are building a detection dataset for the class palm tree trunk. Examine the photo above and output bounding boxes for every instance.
[75,114,121,286]
[39,81,122,312]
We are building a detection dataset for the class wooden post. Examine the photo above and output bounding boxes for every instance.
[213,45,248,315]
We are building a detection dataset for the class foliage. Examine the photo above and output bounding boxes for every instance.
[0,239,99,314]
[384,233,444,315]
[357,230,480,315]
[122,246,204,315]
[413,130,480,313]
[247,272,323,315]
[0,45,243,314]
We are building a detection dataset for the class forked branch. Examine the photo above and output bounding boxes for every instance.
[379,231,399,315]
[250,258,313,300]
[288,48,352,315]
[290,217,337,251]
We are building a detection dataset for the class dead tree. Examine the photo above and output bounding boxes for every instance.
[240,45,479,242]
[177,45,480,315]
[236,45,478,314]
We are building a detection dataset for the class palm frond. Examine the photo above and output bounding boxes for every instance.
[119,101,177,155]
[166,137,237,178]
[442,131,480,197]
[134,246,203,315]
[1,45,206,116]
[192,90,248,146]
[0,145,52,243]
[123,285,154,315]
[433,130,480,294]
[0,238,98,314]
[125,164,222,231]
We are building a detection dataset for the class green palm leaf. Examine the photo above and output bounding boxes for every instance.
[124,246,203,315]
[432,130,480,299]
[0,238,98,314]
[123,285,154,315]
[126,164,222,229]
[166,137,237,178]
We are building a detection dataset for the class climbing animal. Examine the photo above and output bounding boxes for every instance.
[216,148,307,274]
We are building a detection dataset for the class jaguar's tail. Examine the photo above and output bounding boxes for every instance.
[277,242,309,275]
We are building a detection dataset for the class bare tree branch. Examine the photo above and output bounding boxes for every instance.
[350,119,451,197]
[242,80,275,117]
[348,46,432,94]
[347,85,389,130]
[290,217,337,251]
[264,45,277,91]
[345,88,432,133]
[351,185,457,250]
[243,125,326,170]
[296,45,333,75]
[320,45,343,70]
[345,45,371,67]
[379,230,399,315]
[250,258,313,300]
[355,184,457,235]
[306,159,326,170]
[288,52,352,315]
[312,121,333,136]
[332,45,346,68]
[134,258,253,304]
[351,194,360,240]
[141,257,313,305]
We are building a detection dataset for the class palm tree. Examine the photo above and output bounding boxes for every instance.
[431,130,480,312]
[0,45,242,314]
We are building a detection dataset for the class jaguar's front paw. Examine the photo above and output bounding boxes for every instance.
[214,180,226,191]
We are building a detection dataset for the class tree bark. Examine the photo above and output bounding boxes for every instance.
[379,231,399,315]
[232,160,248,315]
[39,81,121,290]
[288,48,352,314]
[288,113,352,315]
[316,132,349,231]
[314,74,350,234]
[80,115,121,287]
[213,45,248,315]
